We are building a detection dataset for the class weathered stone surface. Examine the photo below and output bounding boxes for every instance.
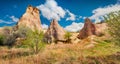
[17,5,42,31]
[95,22,107,36]
[77,18,96,39]
[44,19,65,43]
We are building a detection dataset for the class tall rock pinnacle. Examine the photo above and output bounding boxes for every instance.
[77,18,96,39]
[17,5,42,31]
[44,19,65,43]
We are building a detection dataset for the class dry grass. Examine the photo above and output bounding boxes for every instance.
[0,42,120,64]
[0,36,120,64]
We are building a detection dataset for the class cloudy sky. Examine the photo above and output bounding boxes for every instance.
[0,0,120,32]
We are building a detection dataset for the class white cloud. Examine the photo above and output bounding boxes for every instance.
[83,17,87,19]
[79,16,82,19]
[10,16,19,22]
[64,22,84,32]
[37,0,66,21]
[76,16,83,20]
[0,19,5,23]
[94,18,101,23]
[66,10,76,21]
[89,4,120,23]
[42,24,48,29]
[0,15,18,24]
[0,19,14,24]
[0,20,4,23]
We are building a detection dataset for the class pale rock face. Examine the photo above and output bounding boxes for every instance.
[17,5,42,31]
[44,19,65,43]
[95,23,107,35]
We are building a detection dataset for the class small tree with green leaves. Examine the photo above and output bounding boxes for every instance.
[0,34,5,45]
[104,11,120,46]
[22,29,45,54]
[64,32,72,43]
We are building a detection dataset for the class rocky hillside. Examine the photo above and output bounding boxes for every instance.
[17,5,42,31]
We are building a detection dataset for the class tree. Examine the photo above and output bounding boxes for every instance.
[64,32,72,43]
[0,34,5,45]
[104,11,120,46]
[22,29,45,54]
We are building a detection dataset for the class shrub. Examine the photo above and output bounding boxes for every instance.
[0,26,31,46]
[22,29,46,54]
[64,32,72,43]
[3,27,18,46]
[104,11,120,46]
[0,34,5,45]
[4,33,17,46]
[0,27,17,46]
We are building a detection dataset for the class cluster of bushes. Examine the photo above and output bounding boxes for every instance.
[0,26,29,46]
[0,27,16,45]
[0,25,74,54]
[0,26,46,54]
[104,11,120,46]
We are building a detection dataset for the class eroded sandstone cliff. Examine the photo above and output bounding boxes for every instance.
[17,5,42,31]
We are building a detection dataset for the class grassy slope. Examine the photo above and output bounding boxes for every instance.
[0,39,120,64]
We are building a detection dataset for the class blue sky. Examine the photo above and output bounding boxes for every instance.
[0,0,120,32]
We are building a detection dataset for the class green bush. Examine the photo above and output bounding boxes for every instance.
[104,11,120,46]
[0,26,30,46]
[22,29,46,54]
[0,27,16,45]
[0,34,5,45]
[3,27,17,46]
[64,32,72,43]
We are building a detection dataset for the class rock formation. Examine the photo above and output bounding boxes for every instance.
[17,5,42,31]
[44,19,65,43]
[95,22,108,36]
[77,18,96,39]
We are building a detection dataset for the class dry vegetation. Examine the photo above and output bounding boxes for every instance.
[0,36,120,64]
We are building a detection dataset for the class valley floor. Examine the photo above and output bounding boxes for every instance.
[0,40,120,64]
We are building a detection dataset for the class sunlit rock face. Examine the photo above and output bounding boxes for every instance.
[17,5,42,31]
[77,18,96,39]
[44,19,65,43]
[95,22,108,36]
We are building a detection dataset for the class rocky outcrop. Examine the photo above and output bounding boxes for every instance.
[77,18,96,39]
[17,5,42,31]
[95,22,107,36]
[44,19,65,43]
